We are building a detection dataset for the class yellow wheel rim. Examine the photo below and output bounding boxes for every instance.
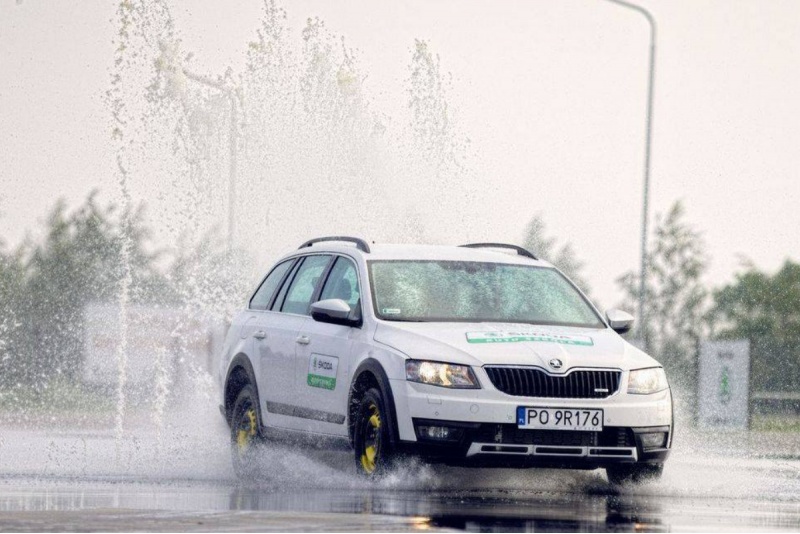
[360,403,381,474]
[236,407,257,454]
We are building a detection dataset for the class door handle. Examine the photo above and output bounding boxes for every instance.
[253,331,267,340]
[296,335,311,345]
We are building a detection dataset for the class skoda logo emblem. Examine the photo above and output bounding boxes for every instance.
[549,358,563,370]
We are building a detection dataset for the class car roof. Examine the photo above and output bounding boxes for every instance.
[282,242,554,268]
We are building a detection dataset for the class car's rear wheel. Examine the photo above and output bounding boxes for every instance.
[353,387,395,478]
[230,385,262,480]
[606,463,663,485]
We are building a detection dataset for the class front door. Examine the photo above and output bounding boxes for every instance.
[293,256,362,436]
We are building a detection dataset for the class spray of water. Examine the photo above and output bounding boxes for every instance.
[3,1,796,505]
[0,0,477,481]
[104,0,181,463]
[107,0,136,462]
[151,345,172,451]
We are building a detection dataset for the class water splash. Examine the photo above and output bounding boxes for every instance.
[107,0,136,462]
[1,0,479,482]
[140,0,476,260]
[106,0,179,461]
[151,344,172,452]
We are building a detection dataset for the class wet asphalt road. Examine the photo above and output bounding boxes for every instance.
[1,399,799,532]
[0,466,799,532]
[1,433,799,532]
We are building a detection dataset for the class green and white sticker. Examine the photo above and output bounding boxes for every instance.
[308,354,338,390]
[466,331,594,346]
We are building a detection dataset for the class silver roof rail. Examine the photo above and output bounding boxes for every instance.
[299,236,371,253]
[460,242,538,260]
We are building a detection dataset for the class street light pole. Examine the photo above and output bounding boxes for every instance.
[180,68,238,254]
[602,0,656,349]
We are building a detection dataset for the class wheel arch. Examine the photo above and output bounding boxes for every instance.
[348,358,400,447]
[224,353,259,426]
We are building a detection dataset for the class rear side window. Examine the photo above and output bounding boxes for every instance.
[249,259,294,310]
[281,255,331,315]
[271,259,303,312]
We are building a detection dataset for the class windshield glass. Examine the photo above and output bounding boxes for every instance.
[369,260,603,327]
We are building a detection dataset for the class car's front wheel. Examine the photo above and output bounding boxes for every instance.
[606,463,663,485]
[353,387,396,478]
[230,385,262,480]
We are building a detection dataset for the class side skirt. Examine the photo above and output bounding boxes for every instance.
[260,425,352,452]
[266,401,346,425]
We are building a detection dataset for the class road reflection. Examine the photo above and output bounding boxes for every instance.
[227,485,665,533]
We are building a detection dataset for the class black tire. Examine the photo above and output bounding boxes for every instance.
[353,387,396,478]
[606,463,664,485]
[230,384,262,480]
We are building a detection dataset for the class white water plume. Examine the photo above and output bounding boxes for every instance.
[0,0,482,480]
[107,0,137,462]
[137,0,480,262]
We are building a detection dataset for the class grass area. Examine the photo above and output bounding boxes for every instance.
[0,377,115,417]
[751,414,800,433]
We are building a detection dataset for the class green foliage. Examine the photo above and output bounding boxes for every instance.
[0,376,114,419]
[409,39,457,170]
[0,245,26,380]
[616,201,708,387]
[710,260,800,392]
[0,193,173,387]
[521,214,591,296]
[300,17,366,129]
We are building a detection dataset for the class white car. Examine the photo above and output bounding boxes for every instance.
[218,237,672,483]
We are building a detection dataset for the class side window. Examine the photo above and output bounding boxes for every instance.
[281,255,331,315]
[249,259,294,310]
[319,257,361,309]
[271,259,303,312]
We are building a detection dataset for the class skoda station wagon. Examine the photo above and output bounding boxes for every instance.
[218,237,672,483]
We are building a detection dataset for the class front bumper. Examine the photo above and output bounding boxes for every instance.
[398,420,670,468]
[390,377,672,468]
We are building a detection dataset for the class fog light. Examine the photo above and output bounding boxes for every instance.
[640,432,666,449]
[417,425,463,442]
[419,426,451,440]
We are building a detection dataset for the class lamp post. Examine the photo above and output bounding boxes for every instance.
[602,0,656,349]
[180,68,238,253]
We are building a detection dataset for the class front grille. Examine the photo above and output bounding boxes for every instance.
[474,424,635,448]
[485,367,621,398]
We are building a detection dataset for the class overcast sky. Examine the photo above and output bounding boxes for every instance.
[1,0,798,308]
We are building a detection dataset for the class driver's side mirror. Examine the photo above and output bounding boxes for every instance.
[605,309,634,334]
[310,299,362,327]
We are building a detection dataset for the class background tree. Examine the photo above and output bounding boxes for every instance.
[616,200,708,394]
[709,260,800,392]
[6,193,171,387]
[0,243,26,385]
[408,39,460,172]
[521,214,591,295]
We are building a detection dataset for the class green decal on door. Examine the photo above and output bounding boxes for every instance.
[308,354,338,390]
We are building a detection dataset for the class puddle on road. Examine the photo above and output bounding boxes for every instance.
[1,472,799,533]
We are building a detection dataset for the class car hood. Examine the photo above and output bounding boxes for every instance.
[373,321,659,372]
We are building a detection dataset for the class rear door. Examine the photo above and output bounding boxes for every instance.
[238,258,295,419]
[257,254,332,427]
[292,255,362,436]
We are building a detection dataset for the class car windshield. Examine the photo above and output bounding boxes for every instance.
[369,260,604,327]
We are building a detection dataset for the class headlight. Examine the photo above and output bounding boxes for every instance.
[405,360,480,389]
[627,367,669,395]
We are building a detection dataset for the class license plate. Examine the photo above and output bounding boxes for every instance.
[516,407,603,431]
